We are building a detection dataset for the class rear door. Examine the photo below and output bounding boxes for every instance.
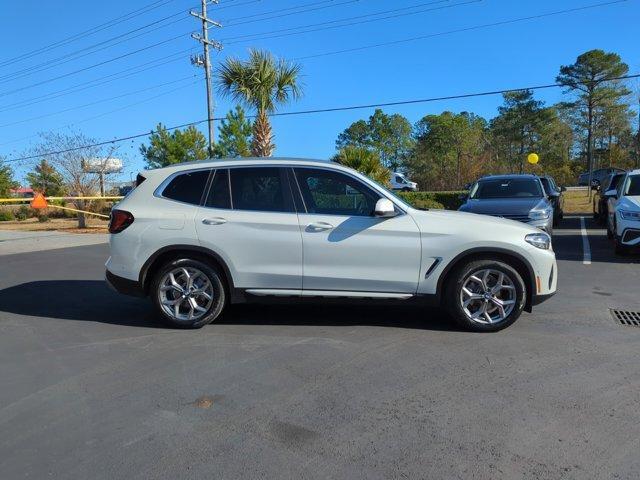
[196,167,302,290]
[292,167,421,294]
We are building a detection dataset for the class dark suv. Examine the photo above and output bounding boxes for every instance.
[538,175,565,226]
[459,174,554,233]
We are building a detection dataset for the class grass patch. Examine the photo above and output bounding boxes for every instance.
[563,190,594,215]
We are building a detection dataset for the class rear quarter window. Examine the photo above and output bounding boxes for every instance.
[162,169,210,205]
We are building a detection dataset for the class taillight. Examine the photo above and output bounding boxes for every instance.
[109,209,134,233]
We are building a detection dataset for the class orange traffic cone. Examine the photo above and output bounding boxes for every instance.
[30,192,48,209]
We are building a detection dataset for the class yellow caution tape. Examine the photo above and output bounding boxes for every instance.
[46,204,110,219]
[0,196,123,203]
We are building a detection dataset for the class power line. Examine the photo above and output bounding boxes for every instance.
[0,48,196,113]
[5,73,638,164]
[0,11,191,84]
[295,0,629,60]
[223,0,360,27]
[0,75,199,129]
[220,0,456,42]
[0,32,188,98]
[0,78,202,148]
[0,0,178,68]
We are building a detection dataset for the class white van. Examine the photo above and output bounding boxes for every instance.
[391,172,417,191]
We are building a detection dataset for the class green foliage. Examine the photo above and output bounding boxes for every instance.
[37,214,50,223]
[556,49,631,173]
[213,105,253,158]
[0,162,17,197]
[0,209,15,221]
[140,123,208,168]
[15,205,32,221]
[216,49,303,157]
[398,191,466,210]
[332,146,391,185]
[408,111,487,190]
[490,90,555,173]
[336,109,414,169]
[25,159,65,196]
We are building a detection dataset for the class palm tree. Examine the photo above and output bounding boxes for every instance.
[333,146,391,186]
[216,49,303,157]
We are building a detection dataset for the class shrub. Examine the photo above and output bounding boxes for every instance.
[15,205,32,221]
[37,214,50,223]
[0,209,15,221]
[398,191,466,210]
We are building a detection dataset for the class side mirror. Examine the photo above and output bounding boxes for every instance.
[560,186,567,192]
[458,193,468,200]
[374,198,397,218]
[604,189,617,198]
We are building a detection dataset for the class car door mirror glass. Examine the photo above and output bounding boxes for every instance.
[374,198,397,217]
[604,189,617,198]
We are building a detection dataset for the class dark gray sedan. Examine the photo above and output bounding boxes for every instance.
[459,175,554,234]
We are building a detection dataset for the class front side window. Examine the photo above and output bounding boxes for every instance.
[230,167,293,212]
[470,178,544,199]
[295,168,380,216]
[162,169,210,205]
[539,178,551,195]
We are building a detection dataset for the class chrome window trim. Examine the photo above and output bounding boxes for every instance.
[153,167,213,207]
[154,163,408,215]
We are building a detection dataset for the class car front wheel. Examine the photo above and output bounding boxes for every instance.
[445,260,526,332]
[151,258,226,328]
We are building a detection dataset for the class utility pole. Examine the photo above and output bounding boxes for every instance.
[190,0,222,157]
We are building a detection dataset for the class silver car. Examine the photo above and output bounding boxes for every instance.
[459,174,554,234]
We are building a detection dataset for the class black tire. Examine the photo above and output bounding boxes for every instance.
[150,258,226,329]
[444,259,526,332]
[614,236,629,256]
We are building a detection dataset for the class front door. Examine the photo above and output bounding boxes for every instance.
[292,167,421,294]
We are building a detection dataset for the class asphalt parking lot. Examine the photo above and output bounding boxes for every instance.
[1,217,640,479]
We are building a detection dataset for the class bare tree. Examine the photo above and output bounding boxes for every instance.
[31,131,120,228]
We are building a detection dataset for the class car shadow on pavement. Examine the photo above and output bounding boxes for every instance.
[0,280,461,331]
[0,280,158,328]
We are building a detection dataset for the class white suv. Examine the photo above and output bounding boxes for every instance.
[106,158,557,332]
[607,169,640,254]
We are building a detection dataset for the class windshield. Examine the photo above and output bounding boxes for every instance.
[470,178,543,199]
[624,175,640,196]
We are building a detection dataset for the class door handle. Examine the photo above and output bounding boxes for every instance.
[202,217,227,225]
[307,221,333,231]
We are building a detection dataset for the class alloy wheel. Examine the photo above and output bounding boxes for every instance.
[158,267,215,322]
[459,269,516,325]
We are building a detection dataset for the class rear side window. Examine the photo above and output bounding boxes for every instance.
[162,169,210,205]
[230,167,293,212]
[205,169,231,209]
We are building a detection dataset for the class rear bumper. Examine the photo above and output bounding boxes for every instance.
[105,269,145,297]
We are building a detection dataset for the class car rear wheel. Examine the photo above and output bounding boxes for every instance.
[445,260,526,332]
[151,258,226,328]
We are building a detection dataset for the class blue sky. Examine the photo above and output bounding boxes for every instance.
[1,0,638,183]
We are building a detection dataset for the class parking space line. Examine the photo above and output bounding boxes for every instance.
[580,216,591,265]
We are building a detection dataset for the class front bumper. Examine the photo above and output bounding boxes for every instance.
[105,269,145,297]
[532,290,556,306]
[619,226,640,246]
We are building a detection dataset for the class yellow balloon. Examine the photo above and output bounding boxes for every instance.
[527,153,539,164]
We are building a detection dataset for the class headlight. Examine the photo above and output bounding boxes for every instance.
[525,232,551,250]
[529,209,551,220]
[619,210,640,221]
